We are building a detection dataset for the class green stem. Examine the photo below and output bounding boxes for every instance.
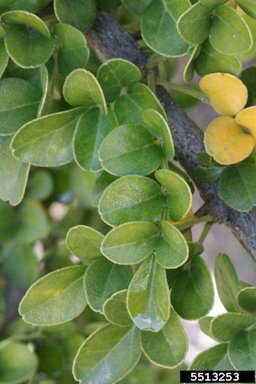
[177,215,213,231]
[198,222,213,244]
[158,81,209,103]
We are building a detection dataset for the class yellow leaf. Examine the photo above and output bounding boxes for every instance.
[204,116,254,165]
[236,107,256,141]
[200,73,248,116]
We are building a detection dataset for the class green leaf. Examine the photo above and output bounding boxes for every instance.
[127,256,170,331]
[54,0,96,32]
[0,136,30,206]
[2,241,39,290]
[101,221,159,265]
[66,225,104,265]
[0,39,8,78]
[98,175,164,227]
[0,201,17,243]
[238,287,256,314]
[0,78,41,135]
[54,23,90,77]
[211,313,256,342]
[218,161,256,212]
[240,66,256,106]
[183,45,200,82]
[155,220,189,269]
[92,171,117,207]
[228,329,256,370]
[190,344,233,370]
[237,0,256,20]
[214,253,240,312]
[63,69,107,111]
[19,266,87,325]
[177,3,212,46]
[209,4,253,55]
[103,290,133,327]
[84,258,132,313]
[199,316,214,338]
[199,0,225,5]
[73,106,117,172]
[99,124,163,176]
[171,256,214,320]
[73,325,141,384]
[142,109,174,161]
[155,169,192,221]
[26,170,54,200]
[141,0,190,57]
[11,107,84,167]
[97,59,141,103]
[3,11,54,68]
[121,0,151,15]
[97,0,121,11]
[1,0,52,13]
[195,39,242,77]
[114,83,166,126]
[0,341,38,384]
[37,64,49,117]
[141,309,187,368]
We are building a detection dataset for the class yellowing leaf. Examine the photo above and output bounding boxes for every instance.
[200,73,248,116]
[204,116,254,165]
[236,107,256,141]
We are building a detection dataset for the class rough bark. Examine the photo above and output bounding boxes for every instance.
[87,11,256,260]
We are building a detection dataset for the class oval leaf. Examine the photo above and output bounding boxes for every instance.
[155,220,189,269]
[54,0,96,32]
[66,225,104,265]
[211,313,256,342]
[84,258,132,313]
[171,256,214,320]
[99,124,163,176]
[98,175,164,227]
[103,290,132,327]
[190,344,234,370]
[228,329,256,370]
[73,325,141,384]
[238,287,256,314]
[236,106,256,141]
[19,266,87,325]
[141,0,190,57]
[101,221,159,265]
[127,256,170,332]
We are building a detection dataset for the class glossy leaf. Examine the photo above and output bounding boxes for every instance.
[209,4,253,55]
[84,258,132,313]
[171,256,214,320]
[73,325,141,384]
[97,59,141,103]
[199,73,248,116]
[190,344,234,370]
[218,160,256,212]
[238,287,256,314]
[19,266,87,325]
[99,175,164,227]
[127,256,170,332]
[0,136,30,206]
[236,106,256,141]
[73,106,117,172]
[0,341,38,384]
[101,221,159,265]
[141,309,187,368]
[0,39,8,78]
[103,290,132,327]
[141,0,190,57]
[12,107,84,166]
[2,241,39,290]
[204,116,254,166]
[114,83,166,126]
[228,329,256,370]
[3,11,54,68]
[155,169,192,221]
[121,0,151,15]
[214,253,240,312]
[155,221,189,269]
[54,0,96,32]
[66,225,104,265]
[54,23,90,77]
[211,313,256,342]
[142,109,174,161]
[0,78,41,135]
[177,2,212,46]
[195,39,242,77]
[99,124,163,176]
[63,69,107,111]
[237,0,256,19]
